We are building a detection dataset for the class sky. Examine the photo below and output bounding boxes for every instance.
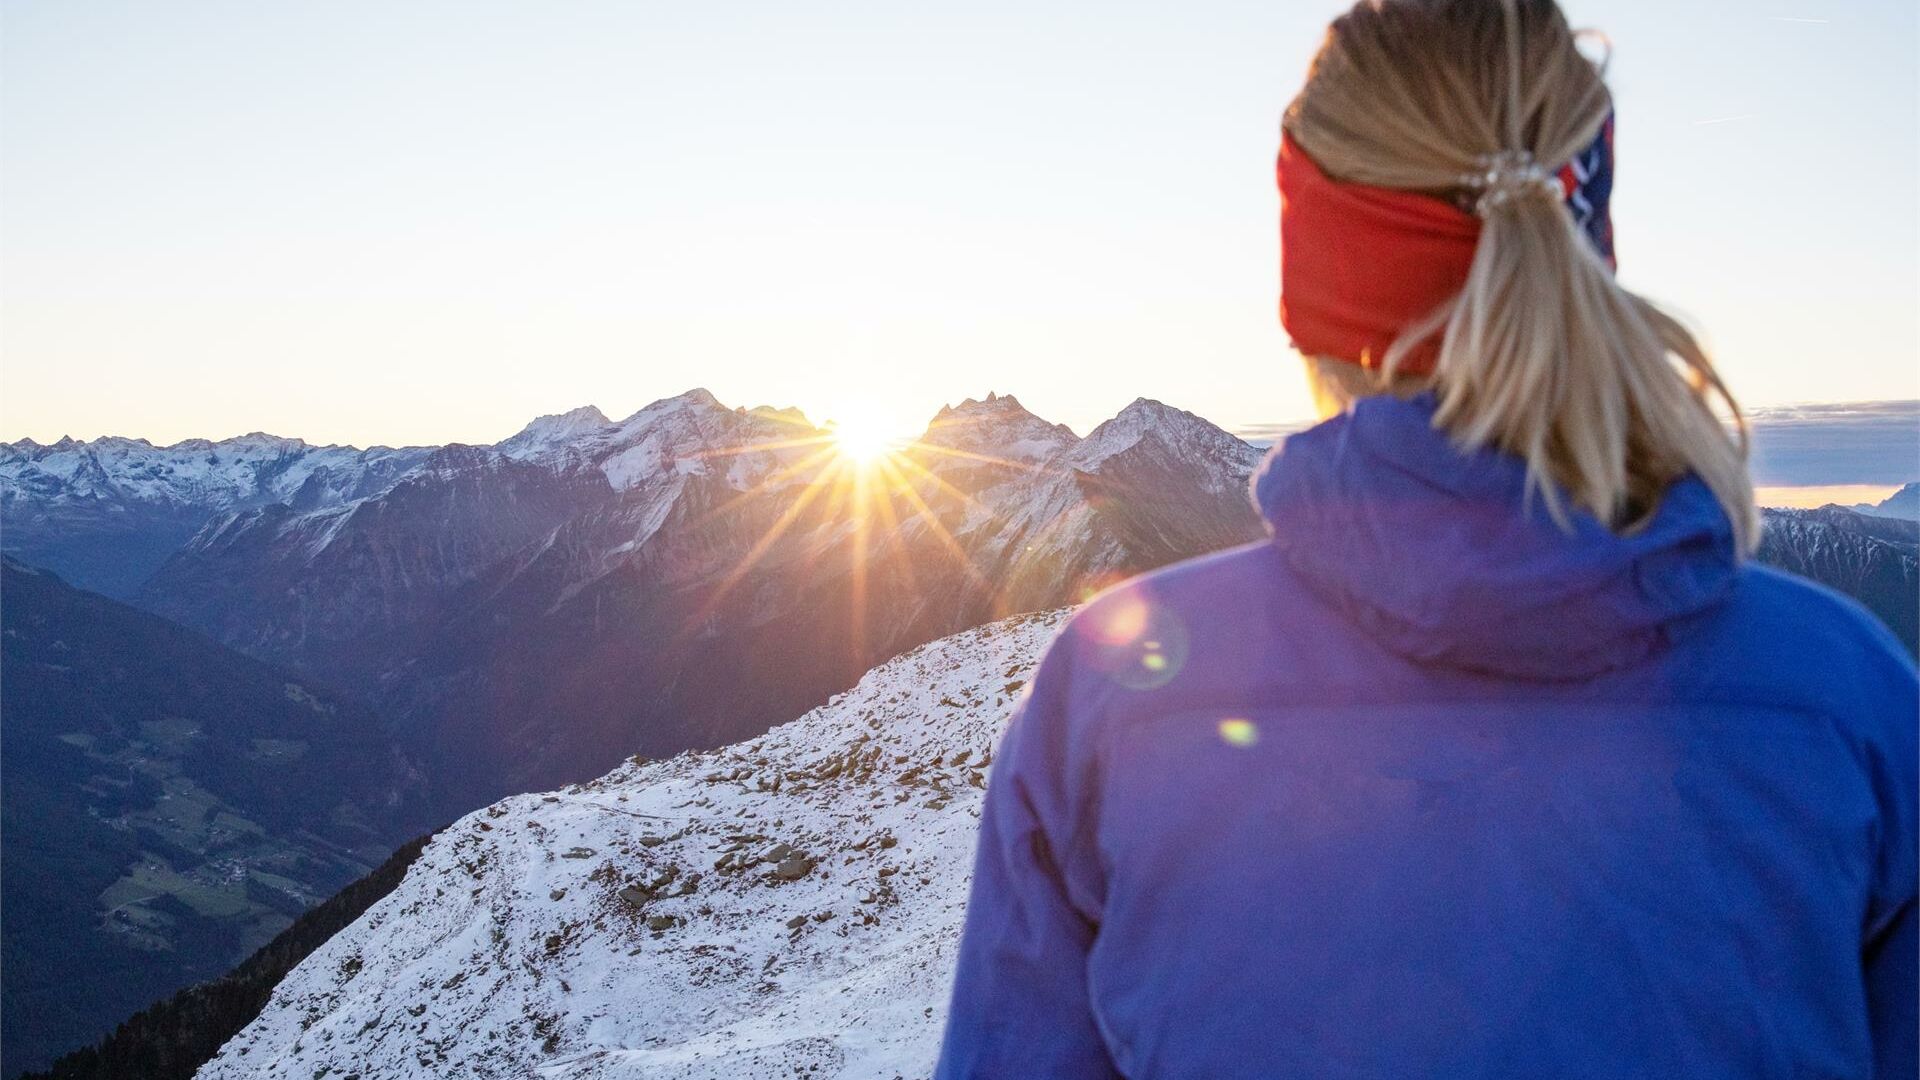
[3,0,1916,448]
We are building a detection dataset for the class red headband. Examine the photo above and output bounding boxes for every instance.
[1276,133,1479,375]
[1278,123,1617,375]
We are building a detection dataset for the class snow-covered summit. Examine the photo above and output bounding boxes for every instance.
[917,391,1079,467]
[612,387,725,428]
[199,609,1068,1080]
[576,389,824,492]
[499,406,614,460]
[1067,397,1263,483]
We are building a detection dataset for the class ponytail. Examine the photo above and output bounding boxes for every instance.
[1289,0,1758,551]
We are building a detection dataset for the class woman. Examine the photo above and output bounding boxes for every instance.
[935,1,1917,1077]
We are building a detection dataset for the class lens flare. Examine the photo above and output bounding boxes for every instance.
[1085,593,1151,647]
[1218,718,1259,747]
[1081,588,1189,690]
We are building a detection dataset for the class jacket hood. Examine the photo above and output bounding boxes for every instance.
[1252,394,1737,679]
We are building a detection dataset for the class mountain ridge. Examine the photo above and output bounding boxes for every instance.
[10,394,1916,824]
[1842,481,1920,520]
[197,610,1066,1080]
[67,390,1258,810]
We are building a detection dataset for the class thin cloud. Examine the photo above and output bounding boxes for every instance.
[1747,400,1920,487]
[1233,421,1316,448]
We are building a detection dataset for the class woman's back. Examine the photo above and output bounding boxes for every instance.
[936,0,1916,1073]
[936,395,1916,1078]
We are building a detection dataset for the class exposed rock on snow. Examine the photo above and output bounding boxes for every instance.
[1759,506,1918,652]
[199,611,1066,1080]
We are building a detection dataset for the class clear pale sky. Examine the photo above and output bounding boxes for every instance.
[3,0,1915,447]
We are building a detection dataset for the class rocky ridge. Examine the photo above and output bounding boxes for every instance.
[199,610,1065,1080]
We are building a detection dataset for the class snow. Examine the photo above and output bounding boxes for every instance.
[500,407,614,461]
[1066,397,1262,482]
[0,389,814,513]
[0,433,434,514]
[598,442,669,492]
[200,610,1068,1080]
[588,391,821,493]
[916,393,1078,466]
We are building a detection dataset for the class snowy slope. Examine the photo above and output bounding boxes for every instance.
[1758,507,1918,651]
[199,610,1066,1080]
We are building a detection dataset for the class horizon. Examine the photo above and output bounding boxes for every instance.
[7,385,1916,503]
[4,0,1916,448]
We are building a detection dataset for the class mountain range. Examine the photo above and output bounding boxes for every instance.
[4,391,1917,1077]
[4,390,1266,815]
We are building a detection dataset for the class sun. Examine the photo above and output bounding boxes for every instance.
[828,407,909,465]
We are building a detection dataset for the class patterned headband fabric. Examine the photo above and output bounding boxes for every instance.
[1277,114,1617,374]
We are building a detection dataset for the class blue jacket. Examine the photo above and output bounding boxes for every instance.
[936,394,1917,1079]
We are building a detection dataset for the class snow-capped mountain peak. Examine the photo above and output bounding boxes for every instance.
[918,392,1078,465]
[1065,397,1262,480]
[499,406,614,460]
[586,389,824,492]
[614,387,726,428]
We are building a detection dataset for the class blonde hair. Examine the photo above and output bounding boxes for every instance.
[1288,0,1758,551]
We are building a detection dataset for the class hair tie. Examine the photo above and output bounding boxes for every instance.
[1463,150,1564,217]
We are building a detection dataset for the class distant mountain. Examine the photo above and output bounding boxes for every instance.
[0,435,432,598]
[131,444,615,693]
[198,610,1064,1079]
[1758,507,1918,653]
[11,396,1916,817]
[100,390,1262,813]
[1846,481,1920,521]
[0,559,431,1076]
